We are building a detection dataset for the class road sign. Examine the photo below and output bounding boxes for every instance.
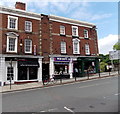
[109,50,120,60]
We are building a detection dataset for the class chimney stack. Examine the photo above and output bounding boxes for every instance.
[15,2,26,10]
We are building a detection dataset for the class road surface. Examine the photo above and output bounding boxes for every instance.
[2,75,118,112]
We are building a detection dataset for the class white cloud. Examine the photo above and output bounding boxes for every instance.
[98,34,118,55]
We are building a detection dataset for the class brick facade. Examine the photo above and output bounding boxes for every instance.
[0,2,100,85]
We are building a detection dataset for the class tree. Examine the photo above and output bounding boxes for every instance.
[100,62,108,72]
[113,42,120,50]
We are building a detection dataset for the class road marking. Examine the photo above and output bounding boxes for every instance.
[78,82,110,89]
[114,93,120,96]
[2,75,117,94]
[64,106,74,112]
[40,108,57,112]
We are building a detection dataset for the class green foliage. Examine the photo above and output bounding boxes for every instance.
[100,62,108,72]
[113,42,120,50]
[99,54,111,64]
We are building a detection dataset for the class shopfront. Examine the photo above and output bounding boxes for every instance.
[18,58,39,81]
[53,57,71,79]
[0,55,43,85]
[77,56,100,77]
[49,56,80,79]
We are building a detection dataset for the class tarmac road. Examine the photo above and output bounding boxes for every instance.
[2,75,118,113]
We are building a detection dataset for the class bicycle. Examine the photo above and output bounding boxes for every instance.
[43,75,57,85]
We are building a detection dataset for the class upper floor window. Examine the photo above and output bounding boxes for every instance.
[72,26,78,36]
[73,38,80,54]
[6,36,18,53]
[25,21,32,32]
[85,44,90,55]
[84,29,88,38]
[8,16,18,30]
[60,25,65,35]
[61,41,66,54]
[25,39,32,53]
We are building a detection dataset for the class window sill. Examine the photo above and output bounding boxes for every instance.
[25,31,33,34]
[72,36,79,38]
[7,28,18,32]
[84,37,89,39]
[61,53,67,55]
[60,34,66,37]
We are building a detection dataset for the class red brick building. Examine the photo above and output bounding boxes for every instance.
[0,2,43,85]
[0,2,100,85]
[41,15,99,79]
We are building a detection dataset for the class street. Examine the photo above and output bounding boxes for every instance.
[2,75,118,112]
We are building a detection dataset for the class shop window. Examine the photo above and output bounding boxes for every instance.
[25,39,32,53]
[8,15,18,30]
[61,41,66,54]
[54,64,69,75]
[85,44,90,55]
[7,67,14,80]
[72,26,78,36]
[84,29,88,38]
[60,25,65,35]
[25,21,32,32]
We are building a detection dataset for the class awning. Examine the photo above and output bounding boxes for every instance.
[18,61,39,67]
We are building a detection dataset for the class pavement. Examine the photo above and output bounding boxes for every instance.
[0,71,118,93]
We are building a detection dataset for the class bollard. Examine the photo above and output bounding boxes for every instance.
[60,74,62,84]
[87,70,89,79]
[98,70,100,77]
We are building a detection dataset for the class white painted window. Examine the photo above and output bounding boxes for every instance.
[25,39,32,53]
[6,36,18,53]
[73,38,80,54]
[85,44,90,55]
[61,41,66,54]
[8,15,18,30]
[60,25,65,35]
[72,26,78,36]
[25,21,32,32]
[84,29,88,38]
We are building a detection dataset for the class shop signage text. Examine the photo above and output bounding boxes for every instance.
[54,57,70,62]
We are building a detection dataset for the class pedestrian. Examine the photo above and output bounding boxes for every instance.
[74,68,78,81]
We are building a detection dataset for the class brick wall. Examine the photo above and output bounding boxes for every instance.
[1,13,40,55]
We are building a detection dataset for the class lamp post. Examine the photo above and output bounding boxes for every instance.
[9,59,12,89]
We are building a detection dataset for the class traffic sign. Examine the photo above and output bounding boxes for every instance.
[109,50,120,60]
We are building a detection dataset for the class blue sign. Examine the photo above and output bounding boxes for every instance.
[54,57,70,62]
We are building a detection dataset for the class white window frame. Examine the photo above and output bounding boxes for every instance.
[24,39,32,53]
[73,38,80,54]
[25,21,32,32]
[8,15,18,30]
[85,44,90,55]
[60,25,65,35]
[6,36,18,53]
[72,26,78,36]
[61,41,66,54]
[84,29,89,38]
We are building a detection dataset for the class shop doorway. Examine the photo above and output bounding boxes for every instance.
[42,63,49,79]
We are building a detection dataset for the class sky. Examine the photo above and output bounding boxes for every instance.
[0,0,119,55]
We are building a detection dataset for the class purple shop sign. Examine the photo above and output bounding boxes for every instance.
[54,57,71,62]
